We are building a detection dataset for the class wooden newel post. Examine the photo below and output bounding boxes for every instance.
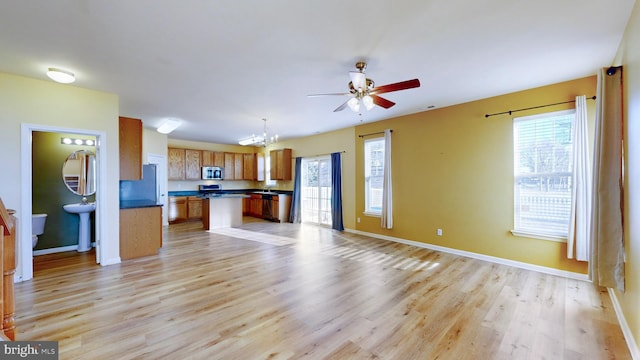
[0,199,17,340]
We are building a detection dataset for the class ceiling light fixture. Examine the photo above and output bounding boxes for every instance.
[60,137,95,146]
[46,67,75,84]
[157,119,182,134]
[239,118,278,146]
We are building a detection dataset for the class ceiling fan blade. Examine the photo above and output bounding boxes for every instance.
[307,92,351,97]
[371,94,396,109]
[333,99,350,112]
[371,79,420,95]
[349,71,366,90]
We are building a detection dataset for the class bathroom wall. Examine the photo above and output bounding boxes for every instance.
[32,131,96,250]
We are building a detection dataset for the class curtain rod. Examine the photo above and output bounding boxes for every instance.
[484,96,596,118]
[358,130,393,138]
[300,150,346,158]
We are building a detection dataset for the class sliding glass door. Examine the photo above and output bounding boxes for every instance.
[301,157,332,225]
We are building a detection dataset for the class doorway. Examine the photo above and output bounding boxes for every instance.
[19,124,107,281]
[301,156,332,225]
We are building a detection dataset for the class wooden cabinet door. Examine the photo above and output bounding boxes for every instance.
[185,149,201,180]
[234,153,244,180]
[169,196,188,223]
[224,152,235,180]
[243,153,256,180]
[213,152,225,167]
[270,148,292,180]
[168,148,186,180]
[201,150,214,167]
[119,116,142,180]
[120,207,162,260]
[187,196,203,219]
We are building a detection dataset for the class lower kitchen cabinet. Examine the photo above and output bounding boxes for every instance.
[120,206,162,260]
[169,196,203,223]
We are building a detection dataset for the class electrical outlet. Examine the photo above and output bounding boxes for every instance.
[437,228,443,236]
[357,217,361,223]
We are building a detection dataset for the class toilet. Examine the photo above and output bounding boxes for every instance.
[32,214,47,248]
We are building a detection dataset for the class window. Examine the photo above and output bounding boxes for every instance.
[513,109,575,239]
[364,138,384,215]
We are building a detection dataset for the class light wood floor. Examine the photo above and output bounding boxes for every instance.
[15,219,631,359]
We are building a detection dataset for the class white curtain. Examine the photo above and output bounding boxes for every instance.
[381,129,393,229]
[567,95,592,261]
[589,67,625,291]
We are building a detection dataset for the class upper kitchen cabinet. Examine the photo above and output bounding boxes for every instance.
[119,116,143,180]
[185,149,202,180]
[224,152,235,180]
[168,148,186,180]
[270,148,292,180]
[168,148,201,180]
[202,150,225,167]
[243,153,256,180]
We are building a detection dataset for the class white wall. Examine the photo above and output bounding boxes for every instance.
[0,72,120,279]
[614,0,640,355]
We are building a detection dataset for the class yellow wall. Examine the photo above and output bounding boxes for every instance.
[0,72,121,273]
[354,76,596,273]
[269,127,357,230]
[614,0,640,351]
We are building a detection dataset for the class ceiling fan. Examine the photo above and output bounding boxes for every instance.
[308,61,420,112]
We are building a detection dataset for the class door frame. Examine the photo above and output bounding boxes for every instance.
[19,123,107,281]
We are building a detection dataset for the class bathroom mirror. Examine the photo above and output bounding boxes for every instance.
[62,150,96,196]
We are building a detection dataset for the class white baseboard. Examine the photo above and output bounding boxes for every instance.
[608,288,640,360]
[33,245,79,256]
[344,228,589,281]
[100,257,121,266]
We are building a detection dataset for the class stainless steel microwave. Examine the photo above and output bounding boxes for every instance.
[202,166,224,180]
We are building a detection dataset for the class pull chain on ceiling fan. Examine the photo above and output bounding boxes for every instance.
[308,61,420,112]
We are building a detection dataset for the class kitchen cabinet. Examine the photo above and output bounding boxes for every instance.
[202,151,214,167]
[169,196,187,223]
[272,194,291,222]
[120,206,162,260]
[119,116,142,180]
[168,148,186,180]
[270,148,292,180]
[169,196,203,223]
[234,153,244,180]
[201,151,225,167]
[185,149,202,180]
[224,152,235,180]
[187,196,203,220]
[243,153,256,180]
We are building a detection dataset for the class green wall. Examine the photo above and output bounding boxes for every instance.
[32,131,96,250]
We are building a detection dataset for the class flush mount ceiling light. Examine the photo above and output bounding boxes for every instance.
[46,67,75,84]
[239,118,278,146]
[156,119,182,134]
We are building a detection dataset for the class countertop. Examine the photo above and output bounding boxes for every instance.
[120,200,163,209]
[168,189,293,197]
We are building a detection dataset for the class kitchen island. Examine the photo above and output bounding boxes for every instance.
[202,195,247,230]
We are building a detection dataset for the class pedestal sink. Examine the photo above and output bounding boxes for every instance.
[63,202,96,252]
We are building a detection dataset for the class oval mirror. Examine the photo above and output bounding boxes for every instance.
[62,150,96,196]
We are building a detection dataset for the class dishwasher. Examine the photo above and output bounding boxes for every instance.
[261,194,274,221]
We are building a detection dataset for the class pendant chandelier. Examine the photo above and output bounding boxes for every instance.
[238,118,278,146]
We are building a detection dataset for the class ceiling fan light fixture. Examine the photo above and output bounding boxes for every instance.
[347,97,360,112]
[46,67,75,83]
[362,95,374,110]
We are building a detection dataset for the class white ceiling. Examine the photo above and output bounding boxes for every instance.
[0,1,635,144]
